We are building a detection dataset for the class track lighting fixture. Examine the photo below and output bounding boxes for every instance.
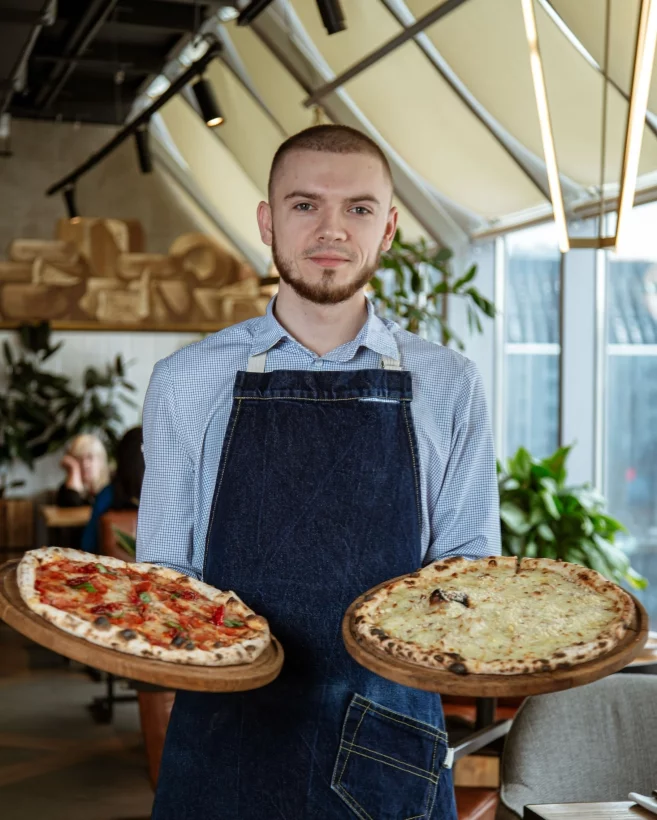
[191,77,224,127]
[63,185,79,220]
[134,124,153,173]
[317,0,346,34]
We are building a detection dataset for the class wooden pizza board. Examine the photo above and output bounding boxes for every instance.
[0,560,283,692]
[342,575,649,697]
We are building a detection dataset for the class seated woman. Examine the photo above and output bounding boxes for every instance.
[80,426,144,554]
[56,434,110,508]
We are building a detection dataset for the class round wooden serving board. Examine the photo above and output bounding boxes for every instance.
[0,561,283,692]
[342,574,649,697]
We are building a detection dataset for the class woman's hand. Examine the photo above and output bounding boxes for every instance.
[61,454,84,494]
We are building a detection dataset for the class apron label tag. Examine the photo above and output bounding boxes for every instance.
[443,747,455,769]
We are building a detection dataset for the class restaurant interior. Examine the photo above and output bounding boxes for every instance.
[1,0,657,818]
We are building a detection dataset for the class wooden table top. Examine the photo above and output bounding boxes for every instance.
[524,801,655,819]
[40,505,92,528]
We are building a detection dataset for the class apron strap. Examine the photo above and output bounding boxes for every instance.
[246,347,402,373]
[247,351,268,373]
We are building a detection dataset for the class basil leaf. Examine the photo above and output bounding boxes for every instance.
[139,592,151,603]
[95,563,108,573]
[165,621,181,629]
[73,581,97,593]
[224,618,244,628]
[170,592,181,599]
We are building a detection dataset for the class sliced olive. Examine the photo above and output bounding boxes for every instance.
[185,641,195,651]
[93,616,111,628]
[171,635,186,647]
[119,629,137,641]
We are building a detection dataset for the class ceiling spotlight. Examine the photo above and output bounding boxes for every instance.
[317,0,346,34]
[237,0,275,26]
[134,124,153,174]
[191,77,224,127]
[63,185,79,219]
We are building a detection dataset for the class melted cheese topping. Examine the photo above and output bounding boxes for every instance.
[36,559,263,651]
[373,570,619,661]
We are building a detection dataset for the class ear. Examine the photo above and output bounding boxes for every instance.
[381,206,398,253]
[257,201,273,247]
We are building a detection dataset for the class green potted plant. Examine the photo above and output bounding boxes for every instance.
[498,444,647,590]
[1,322,136,467]
[370,229,496,348]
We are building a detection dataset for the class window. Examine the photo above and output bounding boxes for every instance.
[605,202,657,620]
[503,223,561,460]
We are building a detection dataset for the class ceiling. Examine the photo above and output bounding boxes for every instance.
[0,0,229,124]
[5,0,657,251]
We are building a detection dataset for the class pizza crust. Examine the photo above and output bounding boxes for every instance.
[352,556,636,676]
[17,547,270,667]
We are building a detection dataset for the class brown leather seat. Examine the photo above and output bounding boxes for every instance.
[99,508,175,790]
[99,509,138,562]
[455,787,499,819]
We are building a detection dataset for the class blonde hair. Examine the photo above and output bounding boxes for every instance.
[67,434,110,494]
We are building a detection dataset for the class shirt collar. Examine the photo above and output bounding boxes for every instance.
[250,295,399,362]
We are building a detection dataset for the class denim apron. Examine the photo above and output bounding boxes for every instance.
[152,344,457,820]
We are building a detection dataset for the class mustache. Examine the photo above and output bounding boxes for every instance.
[303,247,357,261]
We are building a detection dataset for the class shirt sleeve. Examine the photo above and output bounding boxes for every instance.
[424,359,501,563]
[136,358,201,579]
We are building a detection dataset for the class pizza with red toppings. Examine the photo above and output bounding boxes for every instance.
[17,547,270,666]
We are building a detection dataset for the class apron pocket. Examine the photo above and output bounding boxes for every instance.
[331,694,449,820]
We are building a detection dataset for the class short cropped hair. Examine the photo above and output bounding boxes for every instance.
[268,124,393,199]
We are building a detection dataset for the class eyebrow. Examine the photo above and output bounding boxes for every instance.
[283,190,381,206]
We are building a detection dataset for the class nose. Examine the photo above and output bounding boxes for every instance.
[315,209,348,243]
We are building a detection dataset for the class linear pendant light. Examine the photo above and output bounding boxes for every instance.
[521,0,570,253]
[615,0,657,251]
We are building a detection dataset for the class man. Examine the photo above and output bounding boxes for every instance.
[137,124,500,819]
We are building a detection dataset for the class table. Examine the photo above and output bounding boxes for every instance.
[40,505,92,528]
[524,801,655,819]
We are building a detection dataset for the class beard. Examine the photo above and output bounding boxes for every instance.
[272,236,384,306]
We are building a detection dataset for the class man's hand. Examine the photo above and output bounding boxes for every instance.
[61,454,84,494]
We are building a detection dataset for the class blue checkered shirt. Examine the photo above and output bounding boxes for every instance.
[136,297,501,577]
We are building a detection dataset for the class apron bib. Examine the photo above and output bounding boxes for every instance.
[152,348,457,820]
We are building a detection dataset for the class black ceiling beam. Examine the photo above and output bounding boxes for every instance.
[104,1,208,32]
[34,0,121,110]
[46,42,222,195]
[33,53,163,75]
[1,0,54,118]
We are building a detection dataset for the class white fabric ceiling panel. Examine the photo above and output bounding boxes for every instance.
[223,22,319,137]
[409,0,657,189]
[160,95,268,264]
[206,59,285,194]
[549,0,657,113]
[291,0,546,219]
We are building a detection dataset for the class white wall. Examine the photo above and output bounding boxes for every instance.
[1,329,198,495]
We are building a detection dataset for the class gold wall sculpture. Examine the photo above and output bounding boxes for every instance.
[0,218,271,331]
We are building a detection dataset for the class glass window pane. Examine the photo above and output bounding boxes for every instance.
[504,223,561,460]
[605,202,657,620]
[506,353,560,458]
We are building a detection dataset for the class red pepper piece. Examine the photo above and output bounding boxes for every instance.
[211,605,225,626]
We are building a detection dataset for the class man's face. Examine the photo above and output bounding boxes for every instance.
[258,150,397,305]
